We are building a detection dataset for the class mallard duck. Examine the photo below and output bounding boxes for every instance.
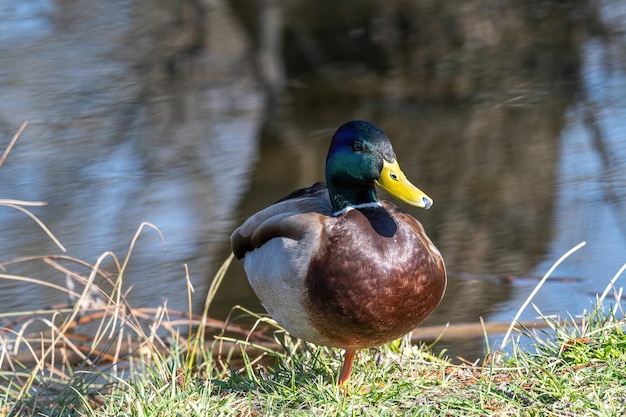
[231,120,446,385]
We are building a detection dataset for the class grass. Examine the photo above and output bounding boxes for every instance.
[2,124,626,416]
[1,236,624,417]
[95,304,626,417]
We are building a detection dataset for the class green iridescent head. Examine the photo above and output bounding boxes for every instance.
[325,120,432,214]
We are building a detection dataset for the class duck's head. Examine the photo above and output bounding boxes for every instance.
[326,120,433,215]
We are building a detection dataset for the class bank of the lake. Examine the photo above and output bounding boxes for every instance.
[1,254,624,417]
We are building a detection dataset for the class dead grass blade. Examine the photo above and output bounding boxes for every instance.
[500,241,586,349]
[0,202,66,252]
[0,121,27,167]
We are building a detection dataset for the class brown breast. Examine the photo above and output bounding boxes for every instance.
[304,204,446,350]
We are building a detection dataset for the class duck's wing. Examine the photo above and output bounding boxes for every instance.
[230,182,332,259]
[274,181,328,203]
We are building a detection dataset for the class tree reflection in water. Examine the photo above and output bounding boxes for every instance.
[0,0,625,360]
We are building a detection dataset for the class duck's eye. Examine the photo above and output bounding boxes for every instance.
[352,141,363,152]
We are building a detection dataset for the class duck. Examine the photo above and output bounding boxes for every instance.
[230,120,446,385]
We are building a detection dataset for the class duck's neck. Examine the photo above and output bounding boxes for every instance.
[328,183,380,216]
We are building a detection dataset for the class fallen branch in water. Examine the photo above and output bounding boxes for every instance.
[449,271,583,284]
[410,319,581,344]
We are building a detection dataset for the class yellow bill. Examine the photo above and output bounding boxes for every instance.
[375,159,433,209]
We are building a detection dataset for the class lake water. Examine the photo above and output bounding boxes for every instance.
[0,0,625,361]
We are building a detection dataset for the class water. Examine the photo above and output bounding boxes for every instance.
[490,37,626,326]
[1,0,625,361]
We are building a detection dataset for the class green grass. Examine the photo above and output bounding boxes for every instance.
[71,307,625,417]
[96,310,625,417]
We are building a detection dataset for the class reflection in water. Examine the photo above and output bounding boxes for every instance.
[0,0,263,313]
[1,0,625,361]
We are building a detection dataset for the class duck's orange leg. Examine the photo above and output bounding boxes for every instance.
[337,350,356,385]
